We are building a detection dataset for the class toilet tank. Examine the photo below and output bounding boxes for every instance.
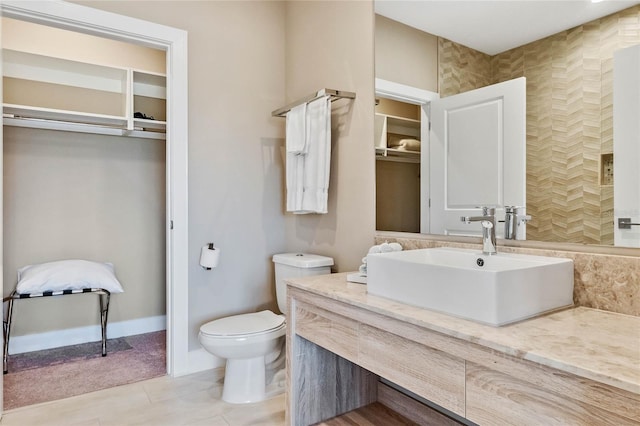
[272,253,333,314]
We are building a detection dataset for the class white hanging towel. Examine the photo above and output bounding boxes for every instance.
[285,96,332,214]
[297,96,331,214]
[286,103,308,154]
[285,103,307,211]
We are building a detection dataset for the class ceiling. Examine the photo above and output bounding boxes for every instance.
[375,0,640,55]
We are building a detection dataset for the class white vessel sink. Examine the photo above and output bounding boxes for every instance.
[366,247,574,326]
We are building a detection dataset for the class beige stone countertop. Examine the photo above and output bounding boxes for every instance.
[286,272,640,395]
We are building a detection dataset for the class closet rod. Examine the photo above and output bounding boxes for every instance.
[271,88,356,117]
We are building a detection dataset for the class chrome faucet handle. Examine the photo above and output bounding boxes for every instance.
[504,206,532,240]
[505,206,531,222]
[461,206,497,223]
[476,206,496,216]
[518,214,532,223]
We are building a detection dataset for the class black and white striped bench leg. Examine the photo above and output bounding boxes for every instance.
[2,289,111,373]
[99,292,110,357]
[3,292,16,374]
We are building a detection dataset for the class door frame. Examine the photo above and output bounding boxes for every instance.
[0,0,190,399]
[374,78,438,233]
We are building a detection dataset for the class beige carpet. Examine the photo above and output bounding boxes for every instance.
[4,331,166,410]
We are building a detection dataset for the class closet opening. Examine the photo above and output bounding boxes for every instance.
[375,96,423,233]
[2,16,168,410]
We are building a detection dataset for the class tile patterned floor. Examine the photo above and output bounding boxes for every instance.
[1,369,285,426]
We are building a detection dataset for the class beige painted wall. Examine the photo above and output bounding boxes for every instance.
[2,20,167,335]
[376,161,420,232]
[375,14,438,92]
[63,0,373,349]
[2,17,165,73]
[284,1,375,272]
[3,128,166,334]
[73,1,288,350]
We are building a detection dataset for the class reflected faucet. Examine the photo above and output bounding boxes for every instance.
[461,207,497,255]
[503,206,532,240]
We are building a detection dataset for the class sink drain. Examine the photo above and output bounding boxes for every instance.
[476,258,485,267]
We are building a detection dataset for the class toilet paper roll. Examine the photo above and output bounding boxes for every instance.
[200,245,220,269]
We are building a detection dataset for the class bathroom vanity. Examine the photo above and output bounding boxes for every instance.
[285,273,640,425]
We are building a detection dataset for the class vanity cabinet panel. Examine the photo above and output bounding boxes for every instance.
[294,302,360,364]
[465,362,638,426]
[287,282,639,426]
[359,324,466,417]
[464,345,640,422]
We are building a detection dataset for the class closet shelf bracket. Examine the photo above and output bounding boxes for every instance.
[271,88,356,117]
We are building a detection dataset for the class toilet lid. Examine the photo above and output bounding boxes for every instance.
[200,310,285,336]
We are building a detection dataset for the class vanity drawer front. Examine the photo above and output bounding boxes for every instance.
[466,362,638,426]
[294,302,359,362]
[359,324,465,417]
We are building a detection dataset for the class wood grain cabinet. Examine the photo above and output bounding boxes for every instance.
[287,286,640,426]
[358,324,465,417]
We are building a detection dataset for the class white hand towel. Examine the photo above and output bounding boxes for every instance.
[368,245,382,254]
[389,242,403,251]
[379,242,395,253]
[285,103,307,211]
[286,152,304,211]
[298,96,331,214]
[286,103,308,154]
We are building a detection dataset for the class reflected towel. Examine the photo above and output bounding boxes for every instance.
[397,138,421,152]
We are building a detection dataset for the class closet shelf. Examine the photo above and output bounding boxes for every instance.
[4,104,127,127]
[3,48,167,140]
[3,105,167,140]
[4,117,166,140]
[133,118,167,131]
[376,147,420,163]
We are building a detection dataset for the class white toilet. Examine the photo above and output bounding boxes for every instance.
[198,253,333,404]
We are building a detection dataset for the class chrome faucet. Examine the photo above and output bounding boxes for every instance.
[460,207,497,255]
[503,206,532,240]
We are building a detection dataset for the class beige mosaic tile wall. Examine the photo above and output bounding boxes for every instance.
[438,38,492,98]
[375,235,640,317]
[438,5,640,246]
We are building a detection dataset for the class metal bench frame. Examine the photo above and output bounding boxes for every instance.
[3,288,111,374]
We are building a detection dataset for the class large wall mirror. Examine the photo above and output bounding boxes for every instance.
[374,0,640,248]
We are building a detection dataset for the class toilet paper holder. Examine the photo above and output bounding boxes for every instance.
[200,242,220,270]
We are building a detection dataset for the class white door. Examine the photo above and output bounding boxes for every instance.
[614,45,640,247]
[429,77,526,238]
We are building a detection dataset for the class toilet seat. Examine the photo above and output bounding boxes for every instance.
[200,310,285,338]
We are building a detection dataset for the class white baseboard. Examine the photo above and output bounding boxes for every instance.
[8,315,166,355]
[185,348,225,375]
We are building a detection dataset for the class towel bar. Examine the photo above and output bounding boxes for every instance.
[271,88,356,117]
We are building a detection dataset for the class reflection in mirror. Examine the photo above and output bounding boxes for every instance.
[374,3,640,247]
[375,98,421,233]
